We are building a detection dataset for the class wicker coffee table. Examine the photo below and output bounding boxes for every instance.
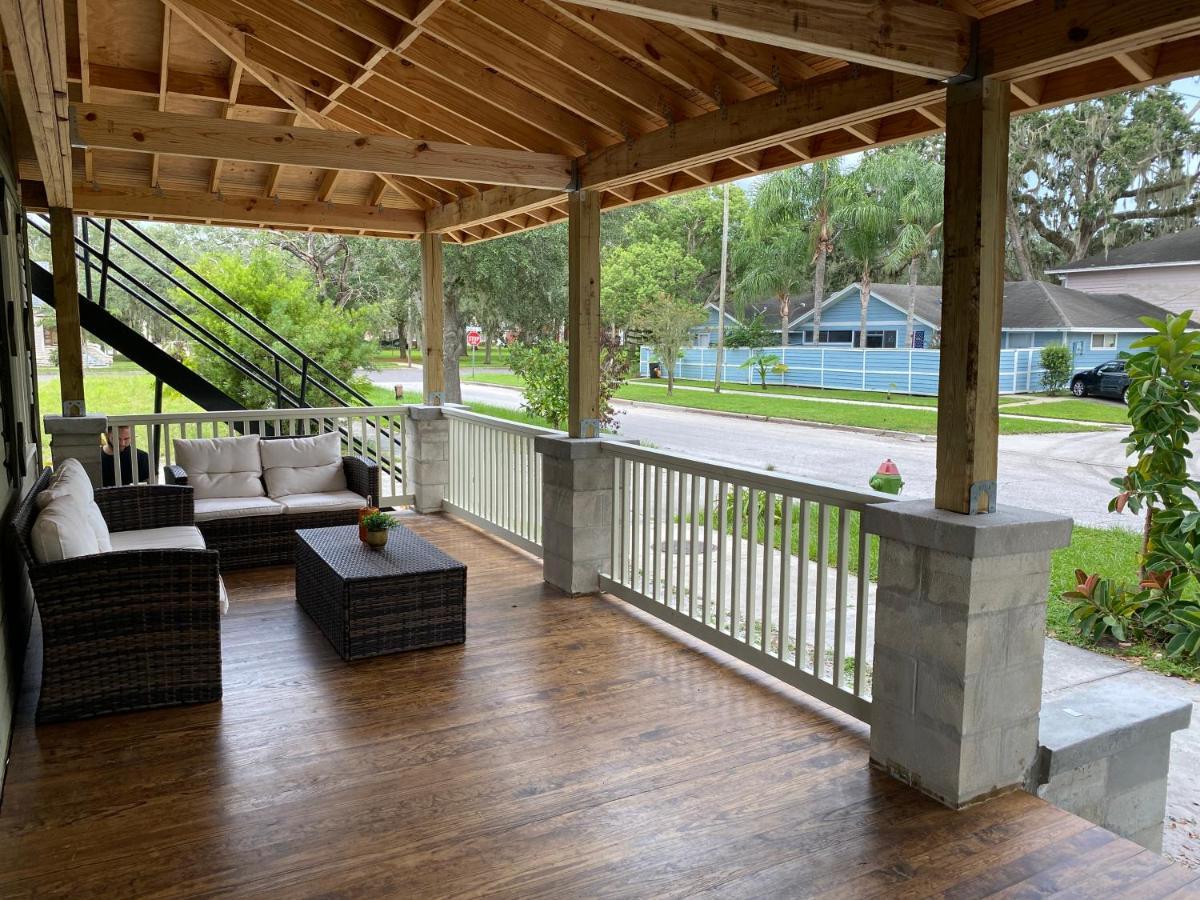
[295,525,466,661]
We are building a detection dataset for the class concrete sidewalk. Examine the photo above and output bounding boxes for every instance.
[1044,640,1200,867]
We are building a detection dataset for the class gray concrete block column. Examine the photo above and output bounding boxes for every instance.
[863,499,1073,809]
[403,405,449,514]
[43,413,107,486]
[535,436,613,596]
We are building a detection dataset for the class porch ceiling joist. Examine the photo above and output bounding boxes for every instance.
[21,181,427,235]
[69,103,577,190]
[0,0,73,207]
[555,0,973,81]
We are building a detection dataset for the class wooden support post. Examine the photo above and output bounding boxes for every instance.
[935,77,1009,515]
[49,206,85,416]
[420,231,445,405]
[568,190,601,439]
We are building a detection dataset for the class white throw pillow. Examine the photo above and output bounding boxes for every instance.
[37,459,111,551]
[173,434,265,500]
[31,495,101,563]
[260,432,348,498]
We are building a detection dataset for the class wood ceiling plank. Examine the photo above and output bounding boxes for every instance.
[71,102,577,189]
[342,79,526,149]
[680,27,817,87]
[25,180,425,233]
[544,1,755,108]
[1,0,74,206]
[227,0,377,64]
[557,0,971,80]
[424,2,659,139]
[981,0,1200,81]
[366,57,577,155]
[459,0,705,122]
[398,35,607,154]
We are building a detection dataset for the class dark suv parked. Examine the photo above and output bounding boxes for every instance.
[1070,360,1129,402]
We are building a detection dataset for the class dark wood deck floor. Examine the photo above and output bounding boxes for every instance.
[1,514,1196,898]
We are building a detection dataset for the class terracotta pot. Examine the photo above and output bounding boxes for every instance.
[364,529,388,549]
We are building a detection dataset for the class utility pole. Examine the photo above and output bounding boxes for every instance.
[714,183,730,394]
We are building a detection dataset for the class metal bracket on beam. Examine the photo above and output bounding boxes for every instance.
[946,20,981,85]
[577,418,602,439]
[968,480,997,514]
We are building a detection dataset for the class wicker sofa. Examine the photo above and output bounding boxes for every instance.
[164,432,379,570]
[13,466,223,723]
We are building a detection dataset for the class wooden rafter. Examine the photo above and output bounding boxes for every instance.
[70,0,92,182]
[1,0,73,206]
[150,6,172,189]
[680,26,818,87]
[70,103,577,189]
[24,180,426,234]
[208,61,243,194]
[556,0,972,80]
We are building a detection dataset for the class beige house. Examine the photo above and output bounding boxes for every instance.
[1047,227,1200,315]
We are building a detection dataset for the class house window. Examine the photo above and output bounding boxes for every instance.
[818,329,854,344]
[1091,333,1117,349]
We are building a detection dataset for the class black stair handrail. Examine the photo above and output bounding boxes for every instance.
[112,219,375,408]
[29,215,303,408]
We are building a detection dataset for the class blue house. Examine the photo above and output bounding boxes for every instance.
[787,281,1173,368]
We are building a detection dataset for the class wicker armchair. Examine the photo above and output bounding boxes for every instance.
[12,469,222,723]
[164,455,378,570]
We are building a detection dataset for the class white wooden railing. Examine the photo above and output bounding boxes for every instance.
[105,405,412,506]
[597,442,895,721]
[443,407,562,556]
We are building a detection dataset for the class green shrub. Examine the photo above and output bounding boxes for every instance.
[510,338,628,432]
[1040,343,1074,395]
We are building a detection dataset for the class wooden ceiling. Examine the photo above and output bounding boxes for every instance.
[3,0,1200,243]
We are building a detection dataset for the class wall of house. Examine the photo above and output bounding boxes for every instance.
[794,292,931,348]
[1061,266,1200,315]
[0,102,42,797]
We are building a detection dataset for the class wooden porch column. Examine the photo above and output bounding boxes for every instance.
[50,206,85,416]
[419,231,445,405]
[934,77,1009,514]
[567,190,601,438]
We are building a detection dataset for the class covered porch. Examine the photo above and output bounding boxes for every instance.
[4,513,1189,896]
[2,0,1200,893]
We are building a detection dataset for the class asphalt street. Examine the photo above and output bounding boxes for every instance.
[377,366,1137,530]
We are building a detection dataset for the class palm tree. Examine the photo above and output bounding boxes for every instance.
[754,160,841,343]
[732,220,809,344]
[880,148,944,347]
[832,155,897,348]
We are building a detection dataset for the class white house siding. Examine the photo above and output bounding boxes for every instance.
[1061,266,1200,315]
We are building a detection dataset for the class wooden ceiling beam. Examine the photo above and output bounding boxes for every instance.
[543,1,755,109]
[70,103,577,189]
[163,0,438,207]
[23,180,425,234]
[425,185,564,232]
[67,0,93,182]
[208,61,243,194]
[578,69,943,190]
[980,0,1200,81]
[397,35,607,154]
[423,3,658,139]
[680,27,818,87]
[80,63,289,109]
[459,0,705,123]
[1,0,73,206]
[289,0,407,48]
[555,0,971,80]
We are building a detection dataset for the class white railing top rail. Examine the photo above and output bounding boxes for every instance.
[600,440,896,512]
[106,405,410,426]
[441,405,565,439]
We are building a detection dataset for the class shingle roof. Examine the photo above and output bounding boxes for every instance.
[868,281,1171,330]
[1045,227,1200,273]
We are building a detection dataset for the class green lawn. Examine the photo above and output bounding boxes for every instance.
[467,373,1101,435]
[1004,397,1130,425]
[630,377,1031,407]
[615,384,1102,435]
[373,346,516,368]
[1047,525,1199,681]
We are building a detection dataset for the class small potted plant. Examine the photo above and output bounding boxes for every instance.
[361,511,399,549]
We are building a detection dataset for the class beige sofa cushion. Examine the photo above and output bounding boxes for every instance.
[36,458,111,552]
[194,496,284,522]
[277,490,367,514]
[173,435,265,500]
[31,494,101,563]
[109,525,207,552]
[260,432,347,498]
